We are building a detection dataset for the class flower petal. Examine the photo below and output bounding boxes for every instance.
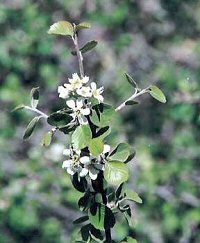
[63,149,71,156]
[67,167,75,175]
[91,82,97,90]
[79,168,89,177]
[66,100,76,109]
[82,76,89,84]
[80,156,90,164]
[103,144,110,154]
[62,160,72,168]
[89,168,98,180]
[76,99,83,109]
[81,107,90,116]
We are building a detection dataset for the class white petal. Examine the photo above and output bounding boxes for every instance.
[96,94,104,102]
[66,100,76,109]
[82,76,89,83]
[103,145,111,154]
[62,160,72,168]
[67,167,75,175]
[63,149,71,156]
[89,168,98,180]
[76,99,83,109]
[80,156,90,164]
[58,86,69,99]
[72,73,80,80]
[79,168,89,177]
[91,82,97,90]
[64,83,73,91]
[78,116,88,125]
[81,107,90,116]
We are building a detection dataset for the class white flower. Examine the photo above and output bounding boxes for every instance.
[58,85,70,99]
[68,73,89,91]
[62,149,90,176]
[66,99,90,124]
[80,157,99,180]
[90,82,104,102]
[76,86,92,98]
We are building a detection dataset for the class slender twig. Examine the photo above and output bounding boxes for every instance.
[72,32,84,78]
[24,106,48,118]
[115,88,149,111]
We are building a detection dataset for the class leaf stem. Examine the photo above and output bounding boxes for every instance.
[115,88,149,111]
[72,31,84,78]
[24,106,48,118]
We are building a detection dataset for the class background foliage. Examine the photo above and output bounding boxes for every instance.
[0,0,200,242]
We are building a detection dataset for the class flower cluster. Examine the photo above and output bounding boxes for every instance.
[58,73,104,102]
[58,73,104,125]
[62,145,110,180]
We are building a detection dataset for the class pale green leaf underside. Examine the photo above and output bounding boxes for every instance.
[104,161,129,185]
[72,125,92,150]
[89,137,104,156]
[149,85,166,103]
[47,21,74,36]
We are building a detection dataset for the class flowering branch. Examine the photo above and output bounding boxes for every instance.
[15,20,166,243]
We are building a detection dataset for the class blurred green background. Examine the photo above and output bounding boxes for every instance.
[0,0,200,242]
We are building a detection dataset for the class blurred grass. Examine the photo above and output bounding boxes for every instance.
[0,0,200,242]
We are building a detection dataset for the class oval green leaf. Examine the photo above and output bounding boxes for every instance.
[80,40,98,54]
[89,203,115,230]
[75,22,91,31]
[125,190,142,204]
[72,125,92,150]
[109,143,130,162]
[41,131,52,147]
[23,116,40,140]
[104,161,129,185]
[47,21,74,36]
[149,85,166,103]
[89,138,104,156]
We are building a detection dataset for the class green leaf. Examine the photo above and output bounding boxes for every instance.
[72,125,92,150]
[149,85,166,103]
[47,112,73,127]
[30,87,39,108]
[109,143,130,162]
[72,173,87,193]
[58,123,76,134]
[76,22,91,31]
[104,161,129,185]
[80,40,97,54]
[125,100,139,106]
[23,116,40,140]
[121,237,138,243]
[96,126,111,140]
[12,104,25,112]
[78,193,93,212]
[125,73,138,88]
[89,138,104,156]
[80,224,91,241]
[91,103,116,128]
[72,40,98,55]
[125,190,142,203]
[124,149,136,163]
[123,206,135,228]
[41,131,52,147]
[73,216,89,225]
[116,183,125,200]
[89,203,115,230]
[47,21,74,36]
